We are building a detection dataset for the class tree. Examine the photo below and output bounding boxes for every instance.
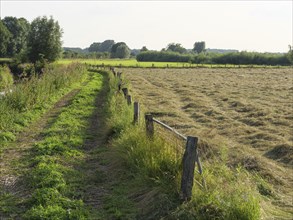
[140,46,148,52]
[287,45,293,64]
[115,45,130,58]
[166,43,186,54]
[111,42,130,58]
[98,40,115,52]
[88,42,101,52]
[193,41,206,53]
[27,16,62,63]
[0,20,11,57]
[2,17,30,57]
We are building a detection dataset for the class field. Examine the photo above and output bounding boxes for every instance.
[123,67,293,217]
[1,63,292,219]
[57,59,288,68]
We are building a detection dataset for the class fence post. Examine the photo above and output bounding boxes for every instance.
[133,102,139,124]
[145,114,154,138]
[181,136,198,201]
[118,80,122,91]
[127,95,132,105]
[122,88,128,98]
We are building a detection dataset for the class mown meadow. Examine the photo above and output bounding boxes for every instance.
[122,67,293,219]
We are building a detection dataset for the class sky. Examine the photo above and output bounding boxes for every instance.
[0,0,292,53]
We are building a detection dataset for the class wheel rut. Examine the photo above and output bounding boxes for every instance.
[0,87,82,219]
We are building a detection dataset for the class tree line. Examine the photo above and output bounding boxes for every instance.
[0,16,62,63]
[136,50,292,66]
[64,40,131,59]
[1,16,292,66]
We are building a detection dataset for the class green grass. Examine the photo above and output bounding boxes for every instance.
[0,66,13,90]
[57,58,288,68]
[23,72,104,219]
[0,63,86,153]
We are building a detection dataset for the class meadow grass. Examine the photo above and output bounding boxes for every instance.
[0,66,13,90]
[101,68,261,219]
[0,63,86,153]
[57,59,287,69]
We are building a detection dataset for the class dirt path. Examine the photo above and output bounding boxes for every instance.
[0,88,81,218]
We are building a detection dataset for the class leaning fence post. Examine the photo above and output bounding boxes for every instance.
[127,95,132,105]
[122,88,128,98]
[133,102,139,124]
[181,136,198,201]
[145,114,154,138]
[118,80,122,91]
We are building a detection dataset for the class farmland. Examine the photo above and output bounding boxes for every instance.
[57,59,289,69]
[0,63,292,219]
[123,67,293,218]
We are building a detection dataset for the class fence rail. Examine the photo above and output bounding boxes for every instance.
[152,117,187,141]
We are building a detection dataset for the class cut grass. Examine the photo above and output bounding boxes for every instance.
[123,67,293,218]
[97,70,261,219]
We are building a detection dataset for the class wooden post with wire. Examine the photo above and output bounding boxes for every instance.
[145,114,154,138]
[127,95,132,105]
[122,88,128,98]
[181,136,198,201]
[133,102,139,124]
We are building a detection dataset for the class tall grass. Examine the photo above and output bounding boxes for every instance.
[0,66,13,90]
[106,70,261,219]
[0,63,86,148]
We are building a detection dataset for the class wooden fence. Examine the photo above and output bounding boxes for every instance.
[101,66,205,201]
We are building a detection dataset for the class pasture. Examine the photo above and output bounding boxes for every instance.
[57,59,288,68]
[123,67,293,217]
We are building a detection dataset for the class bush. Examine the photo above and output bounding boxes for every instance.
[136,51,291,66]
[0,66,13,90]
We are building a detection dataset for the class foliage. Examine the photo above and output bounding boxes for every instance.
[0,20,11,57]
[136,50,291,66]
[287,45,293,64]
[27,16,62,63]
[99,40,115,52]
[88,42,101,53]
[193,41,206,53]
[137,51,192,62]
[140,46,148,52]
[115,45,131,59]
[110,42,131,58]
[2,17,30,57]
[88,40,115,53]
[166,43,187,54]
[0,66,13,90]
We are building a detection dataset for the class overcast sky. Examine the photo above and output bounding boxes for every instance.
[0,0,292,52]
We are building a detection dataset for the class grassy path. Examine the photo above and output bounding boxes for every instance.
[0,87,83,219]
[0,70,140,219]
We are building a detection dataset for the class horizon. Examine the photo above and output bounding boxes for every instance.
[1,1,292,53]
